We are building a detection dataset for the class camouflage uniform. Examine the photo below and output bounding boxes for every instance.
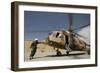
[65,32,73,55]
[30,40,38,60]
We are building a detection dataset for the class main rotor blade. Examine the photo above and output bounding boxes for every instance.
[25,30,51,32]
[25,27,66,33]
[73,24,89,30]
[25,29,59,33]
[72,32,87,39]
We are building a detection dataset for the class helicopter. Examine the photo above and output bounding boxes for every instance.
[30,13,90,56]
[46,28,90,56]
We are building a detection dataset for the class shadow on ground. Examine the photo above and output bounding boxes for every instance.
[45,53,85,57]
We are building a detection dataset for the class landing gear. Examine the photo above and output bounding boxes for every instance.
[65,44,71,56]
[56,49,62,56]
[66,51,69,55]
[86,48,90,55]
[29,56,33,60]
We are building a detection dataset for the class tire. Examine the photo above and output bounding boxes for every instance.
[56,51,62,56]
[87,49,90,55]
[66,51,69,55]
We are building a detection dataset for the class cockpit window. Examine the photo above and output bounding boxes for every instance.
[55,32,64,40]
[59,34,64,39]
[56,32,60,38]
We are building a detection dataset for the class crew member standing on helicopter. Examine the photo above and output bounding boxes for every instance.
[61,29,72,55]
[65,29,73,55]
[29,38,38,60]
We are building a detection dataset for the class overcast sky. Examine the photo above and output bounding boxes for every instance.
[24,11,90,40]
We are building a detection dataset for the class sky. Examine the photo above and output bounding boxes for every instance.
[24,11,90,40]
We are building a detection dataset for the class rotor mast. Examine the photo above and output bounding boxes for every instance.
[68,13,72,31]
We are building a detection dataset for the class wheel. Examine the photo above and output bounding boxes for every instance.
[87,49,90,55]
[66,51,69,55]
[56,49,62,56]
[85,47,90,55]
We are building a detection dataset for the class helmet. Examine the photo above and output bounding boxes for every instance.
[34,38,38,41]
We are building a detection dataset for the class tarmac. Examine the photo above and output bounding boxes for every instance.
[26,51,90,62]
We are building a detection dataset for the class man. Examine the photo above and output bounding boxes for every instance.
[29,38,38,60]
[65,30,73,55]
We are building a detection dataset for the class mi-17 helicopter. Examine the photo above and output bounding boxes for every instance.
[30,13,90,56]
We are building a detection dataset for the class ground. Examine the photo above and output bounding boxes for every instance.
[24,40,90,62]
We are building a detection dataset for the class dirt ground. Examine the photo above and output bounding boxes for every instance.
[24,40,90,62]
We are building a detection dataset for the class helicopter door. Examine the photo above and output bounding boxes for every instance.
[65,35,69,44]
[56,32,60,38]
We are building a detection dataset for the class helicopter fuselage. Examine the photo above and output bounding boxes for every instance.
[48,30,86,51]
